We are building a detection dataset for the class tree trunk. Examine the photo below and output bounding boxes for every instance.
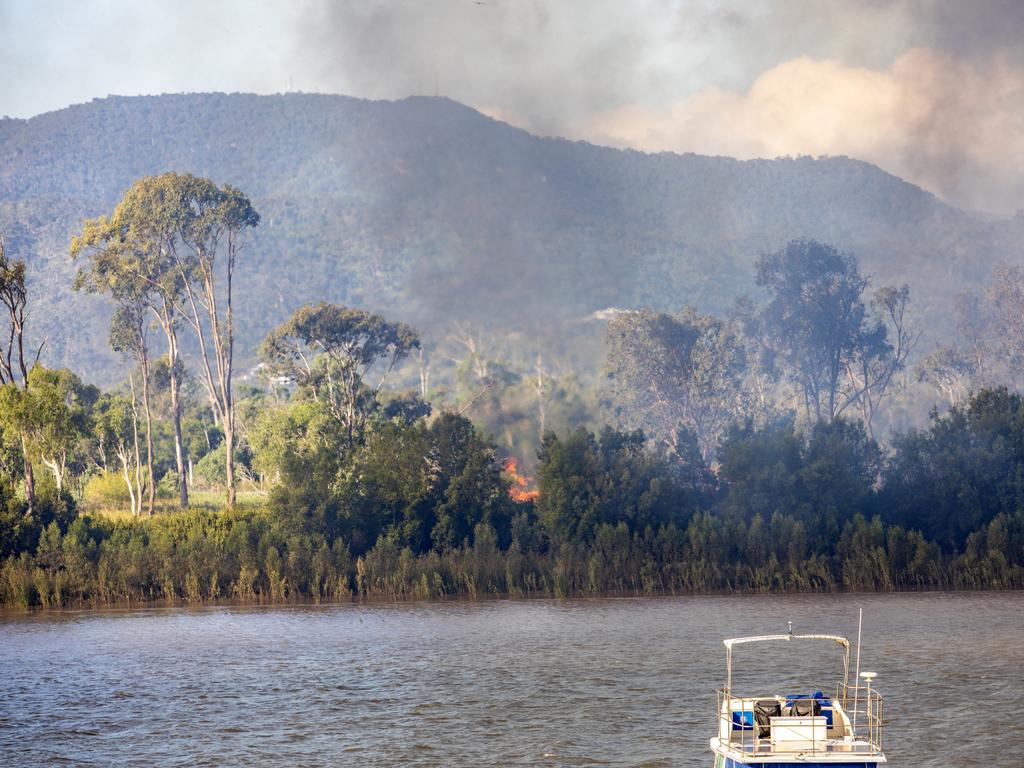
[139,353,156,515]
[169,360,188,508]
[42,457,66,494]
[128,372,145,517]
[158,308,189,509]
[224,420,236,508]
[22,438,34,517]
[120,452,137,519]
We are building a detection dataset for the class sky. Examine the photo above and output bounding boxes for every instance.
[2,0,1024,214]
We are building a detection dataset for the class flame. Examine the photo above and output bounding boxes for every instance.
[503,457,540,503]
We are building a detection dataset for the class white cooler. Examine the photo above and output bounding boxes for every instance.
[769,715,828,748]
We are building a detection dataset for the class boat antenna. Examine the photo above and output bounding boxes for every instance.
[852,607,863,735]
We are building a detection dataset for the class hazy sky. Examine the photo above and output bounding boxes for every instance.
[2,0,1024,213]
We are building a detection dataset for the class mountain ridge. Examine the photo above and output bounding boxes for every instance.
[0,92,1013,384]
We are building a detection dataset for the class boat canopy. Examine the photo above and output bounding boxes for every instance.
[723,634,850,650]
[723,634,852,693]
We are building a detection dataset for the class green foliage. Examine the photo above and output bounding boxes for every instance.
[192,444,250,489]
[260,302,420,450]
[882,387,1024,548]
[249,398,349,494]
[83,472,132,507]
[604,308,747,460]
[0,365,98,503]
[536,426,702,545]
[718,417,881,550]
[329,412,513,554]
[1,93,1008,391]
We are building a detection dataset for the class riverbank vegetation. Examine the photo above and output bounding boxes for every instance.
[1,173,1023,607]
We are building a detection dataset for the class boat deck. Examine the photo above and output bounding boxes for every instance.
[713,685,885,765]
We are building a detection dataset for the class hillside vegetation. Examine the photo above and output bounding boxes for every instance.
[1,92,1017,384]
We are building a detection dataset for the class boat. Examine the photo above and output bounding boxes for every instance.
[709,621,885,767]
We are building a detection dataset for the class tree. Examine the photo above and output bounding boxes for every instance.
[536,426,698,545]
[71,177,191,508]
[249,398,349,501]
[167,175,259,508]
[110,306,157,513]
[717,416,880,550]
[604,308,746,461]
[882,388,1024,549]
[985,263,1024,387]
[29,368,96,494]
[93,393,146,516]
[916,345,975,408]
[260,303,420,451]
[0,367,96,495]
[0,235,38,513]
[844,285,918,439]
[426,413,510,552]
[756,239,911,428]
[914,265,1024,403]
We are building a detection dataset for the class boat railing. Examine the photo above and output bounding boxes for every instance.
[716,686,884,757]
[835,682,884,754]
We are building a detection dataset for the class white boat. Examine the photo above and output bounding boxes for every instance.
[709,623,886,767]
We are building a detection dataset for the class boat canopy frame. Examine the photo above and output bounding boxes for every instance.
[723,634,851,695]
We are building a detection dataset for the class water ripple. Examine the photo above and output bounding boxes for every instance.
[1,592,1021,766]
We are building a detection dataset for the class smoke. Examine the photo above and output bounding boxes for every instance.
[290,0,673,137]
[587,49,1024,215]
[286,0,1024,213]
[5,1,1024,211]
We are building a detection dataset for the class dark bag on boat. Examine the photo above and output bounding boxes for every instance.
[754,700,781,738]
[787,697,822,717]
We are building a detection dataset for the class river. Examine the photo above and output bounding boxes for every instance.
[1,592,1020,766]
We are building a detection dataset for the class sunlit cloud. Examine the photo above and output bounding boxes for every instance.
[585,49,1024,214]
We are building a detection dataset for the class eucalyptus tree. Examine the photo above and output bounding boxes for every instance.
[74,173,260,508]
[260,303,420,451]
[756,240,869,422]
[756,239,912,431]
[843,285,918,440]
[603,307,746,461]
[23,367,96,494]
[984,263,1024,388]
[164,174,259,509]
[0,235,38,512]
[71,177,191,507]
[916,346,975,408]
[915,266,1024,399]
[93,393,145,516]
[107,306,156,513]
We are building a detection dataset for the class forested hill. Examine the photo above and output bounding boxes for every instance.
[0,92,1015,383]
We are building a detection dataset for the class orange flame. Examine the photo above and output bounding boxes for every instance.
[503,457,540,503]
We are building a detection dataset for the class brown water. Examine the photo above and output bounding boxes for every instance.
[1,592,1020,766]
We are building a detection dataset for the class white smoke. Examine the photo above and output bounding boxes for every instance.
[585,49,1024,215]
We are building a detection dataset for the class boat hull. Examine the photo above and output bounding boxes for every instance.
[711,739,886,766]
[716,761,879,768]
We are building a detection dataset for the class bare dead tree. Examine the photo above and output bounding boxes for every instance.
[0,235,36,513]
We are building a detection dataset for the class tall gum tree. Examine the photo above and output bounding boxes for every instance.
[603,307,747,462]
[0,235,38,514]
[166,175,259,509]
[260,303,420,452]
[72,230,159,514]
[72,174,255,508]
[756,239,914,430]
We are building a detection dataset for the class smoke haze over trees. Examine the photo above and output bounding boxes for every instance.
[0,58,1022,607]
[1,92,1020,398]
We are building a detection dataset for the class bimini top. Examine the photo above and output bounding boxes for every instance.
[723,634,850,650]
[722,633,853,691]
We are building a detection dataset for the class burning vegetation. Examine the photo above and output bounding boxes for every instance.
[503,457,539,502]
